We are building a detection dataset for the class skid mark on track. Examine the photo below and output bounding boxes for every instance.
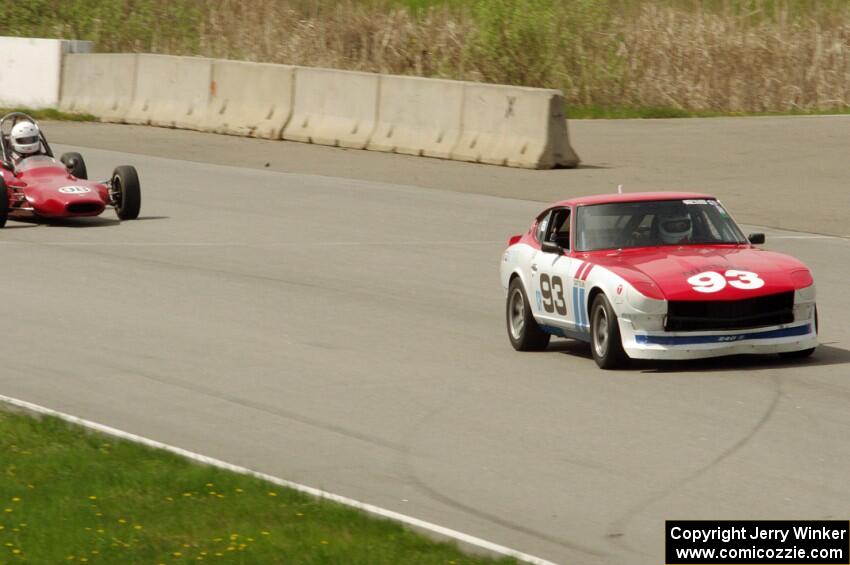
[399,398,608,561]
[101,362,405,453]
[605,374,782,555]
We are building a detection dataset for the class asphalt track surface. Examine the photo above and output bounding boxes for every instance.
[2,118,849,564]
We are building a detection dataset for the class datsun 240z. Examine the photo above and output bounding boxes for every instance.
[500,192,817,369]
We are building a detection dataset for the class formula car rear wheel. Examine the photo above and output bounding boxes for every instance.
[507,277,550,351]
[60,152,87,179]
[590,294,629,370]
[111,166,141,220]
[0,176,8,228]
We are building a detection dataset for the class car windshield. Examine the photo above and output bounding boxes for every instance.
[575,199,747,251]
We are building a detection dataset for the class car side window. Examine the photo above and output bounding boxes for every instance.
[534,210,552,243]
[548,208,571,249]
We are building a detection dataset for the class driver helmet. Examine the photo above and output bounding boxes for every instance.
[11,121,41,156]
[658,211,692,244]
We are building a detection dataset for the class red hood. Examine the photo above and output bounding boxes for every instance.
[585,245,812,301]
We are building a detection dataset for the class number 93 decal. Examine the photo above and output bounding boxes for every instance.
[687,270,764,293]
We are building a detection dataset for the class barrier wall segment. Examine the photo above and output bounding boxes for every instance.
[368,75,464,159]
[451,83,580,169]
[202,61,295,139]
[124,55,213,129]
[283,67,380,149]
[0,37,92,109]
[60,53,138,121]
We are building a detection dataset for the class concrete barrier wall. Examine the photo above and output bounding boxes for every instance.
[452,83,580,169]
[202,60,294,139]
[368,75,463,159]
[125,55,213,129]
[0,37,92,108]
[60,53,137,121]
[57,53,579,169]
[283,68,379,149]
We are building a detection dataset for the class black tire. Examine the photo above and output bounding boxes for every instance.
[111,165,141,220]
[590,293,629,369]
[0,176,8,229]
[60,152,87,179]
[506,277,550,351]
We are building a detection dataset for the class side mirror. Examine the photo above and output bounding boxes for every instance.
[1,161,12,172]
[748,233,765,245]
[541,240,563,255]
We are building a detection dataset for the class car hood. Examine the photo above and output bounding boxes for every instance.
[586,245,812,301]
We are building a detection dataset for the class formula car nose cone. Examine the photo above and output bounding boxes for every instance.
[65,200,105,215]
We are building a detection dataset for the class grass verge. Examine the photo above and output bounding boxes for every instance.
[0,108,97,122]
[0,408,516,564]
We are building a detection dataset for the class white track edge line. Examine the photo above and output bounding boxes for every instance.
[0,394,559,565]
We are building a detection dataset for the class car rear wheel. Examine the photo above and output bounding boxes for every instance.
[507,277,550,351]
[111,166,141,220]
[0,176,8,228]
[590,294,629,369]
[60,152,87,179]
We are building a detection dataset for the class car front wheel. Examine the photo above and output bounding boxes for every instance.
[506,277,550,351]
[590,294,629,369]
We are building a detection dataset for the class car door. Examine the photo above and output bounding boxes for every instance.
[531,207,576,330]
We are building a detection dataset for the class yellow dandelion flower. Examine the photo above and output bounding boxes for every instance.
[229,534,238,540]
[12,548,21,554]
[260,531,270,536]
[118,518,126,524]
[267,492,277,497]
[11,497,21,502]
[91,550,99,554]
[206,483,214,487]
[12,528,19,532]
[320,540,329,545]
[80,558,88,563]
[216,494,224,499]
[208,491,216,495]
[235,488,243,493]
[96,529,105,534]
[96,512,103,517]
[296,512,304,516]
[4,508,12,513]
[183,492,193,497]
[134,524,143,530]
[247,537,254,542]
[0,525,4,530]
[19,523,26,527]
[67,556,75,560]
[87,496,96,500]
[215,553,223,557]
[173,551,182,557]
[26,484,35,489]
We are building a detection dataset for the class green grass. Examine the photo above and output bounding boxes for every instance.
[0,409,516,564]
[0,108,96,122]
[566,105,850,119]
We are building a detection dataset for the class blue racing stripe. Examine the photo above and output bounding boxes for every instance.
[635,324,812,346]
[572,286,580,328]
[578,287,587,329]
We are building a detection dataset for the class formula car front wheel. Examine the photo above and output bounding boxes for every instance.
[60,152,87,179]
[111,166,141,220]
[0,176,8,228]
[507,277,550,351]
[590,293,628,370]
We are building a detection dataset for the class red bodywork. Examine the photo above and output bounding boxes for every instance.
[3,156,109,218]
[508,191,813,301]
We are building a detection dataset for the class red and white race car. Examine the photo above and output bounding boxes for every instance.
[0,112,140,227]
[501,192,817,369]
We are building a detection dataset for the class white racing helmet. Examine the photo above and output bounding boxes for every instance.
[11,121,41,155]
[658,212,692,244]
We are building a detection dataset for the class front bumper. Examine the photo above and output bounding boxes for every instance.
[620,316,817,360]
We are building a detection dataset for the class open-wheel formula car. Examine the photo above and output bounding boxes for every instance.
[0,112,140,227]
[501,192,818,369]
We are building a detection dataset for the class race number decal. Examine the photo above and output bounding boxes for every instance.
[59,186,91,194]
[540,274,567,315]
[687,270,764,293]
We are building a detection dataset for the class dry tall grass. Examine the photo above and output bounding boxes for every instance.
[4,0,850,112]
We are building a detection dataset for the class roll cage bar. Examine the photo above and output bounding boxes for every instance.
[0,112,54,171]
